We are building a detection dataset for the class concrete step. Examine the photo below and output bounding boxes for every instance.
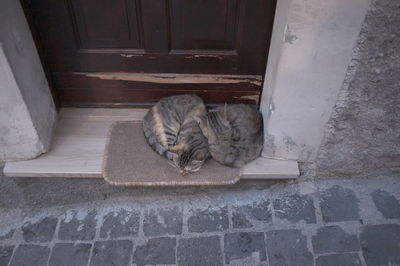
[4,108,299,181]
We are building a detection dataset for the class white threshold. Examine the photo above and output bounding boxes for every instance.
[4,108,299,180]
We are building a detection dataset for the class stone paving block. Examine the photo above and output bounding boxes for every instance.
[228,254,265,266]
[9,244,50,266]
[360,224,400,266]
[132,237,176,266]
[316,253,362,266]
[58,210,97,241]
[231,200,272,228]
[22,217,58,243]
[177,236,223,266]
[273,194,316,224]
[266,229,313,266]
[90,240,133,266]
[187,206,229,233]
[100,209,140,238]
[224,232,266,264]
[0,230,14,240]
[320,185,360,222]
[0,246,13,266]
[312,225,360,254]
[143,206,182,236]
[48,243,91,266]
[371,189,400,219]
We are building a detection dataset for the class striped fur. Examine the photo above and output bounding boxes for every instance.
[143,95,210,174]
[198,104,264,168]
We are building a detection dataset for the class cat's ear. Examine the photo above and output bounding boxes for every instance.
[222,103,228,119]
[194,114,207,126]
[169,145,185,153]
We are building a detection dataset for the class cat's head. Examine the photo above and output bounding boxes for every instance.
[169,144,209,175]
[195,106,230,144]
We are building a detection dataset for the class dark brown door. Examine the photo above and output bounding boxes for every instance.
[24,0,276,106]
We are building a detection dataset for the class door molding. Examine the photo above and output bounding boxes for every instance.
[53,72,262,107]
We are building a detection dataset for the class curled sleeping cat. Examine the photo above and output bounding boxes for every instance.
[143,94,210,174]
[197,104,264,168]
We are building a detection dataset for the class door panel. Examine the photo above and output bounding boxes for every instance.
[23,0,276,106]
[170,0,237,50]
[141,0,169,52]
[69,0,141,49]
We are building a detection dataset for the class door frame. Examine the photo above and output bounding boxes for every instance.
[1,0,372,163]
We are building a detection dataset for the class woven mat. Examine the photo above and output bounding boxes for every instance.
[102,121,240,186]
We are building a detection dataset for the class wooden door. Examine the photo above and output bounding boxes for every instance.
[24,0,276,107]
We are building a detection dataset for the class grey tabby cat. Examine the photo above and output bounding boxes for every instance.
[197,104,263,168]
[143,94,210,174]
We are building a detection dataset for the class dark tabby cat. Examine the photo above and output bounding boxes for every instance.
[143,94,210,174]
[197,104,263,168]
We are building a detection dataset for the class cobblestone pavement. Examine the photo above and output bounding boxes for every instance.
[0,170,399,266]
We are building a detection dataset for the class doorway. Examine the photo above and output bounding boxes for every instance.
[23,0,276,107]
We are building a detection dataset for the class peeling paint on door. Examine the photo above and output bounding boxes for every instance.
[77,73,263,86]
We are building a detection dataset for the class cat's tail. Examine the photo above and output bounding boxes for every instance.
[143,110,174,160]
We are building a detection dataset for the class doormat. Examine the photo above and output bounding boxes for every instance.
[102,121,240,186]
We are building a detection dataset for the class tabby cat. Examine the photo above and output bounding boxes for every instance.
[197,104,264,168]
[143,94,210,174]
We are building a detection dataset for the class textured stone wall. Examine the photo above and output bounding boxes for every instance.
[311,0,400,177]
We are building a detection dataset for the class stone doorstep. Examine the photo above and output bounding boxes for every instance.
[3,108,299,182]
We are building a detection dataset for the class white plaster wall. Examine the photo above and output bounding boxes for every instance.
[261,0,373,162]
[0,47,40,160]
[0,0,57,161]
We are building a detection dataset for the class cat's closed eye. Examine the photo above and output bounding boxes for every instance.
[192,151,206,161]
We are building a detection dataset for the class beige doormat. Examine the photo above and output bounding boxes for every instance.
[102,121,240,186]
